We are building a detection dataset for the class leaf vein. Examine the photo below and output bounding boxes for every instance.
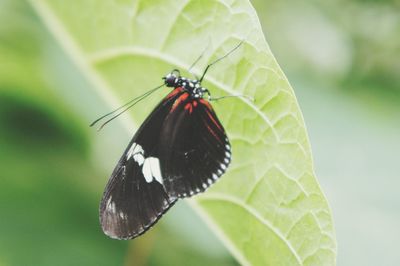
[198,192,304,265]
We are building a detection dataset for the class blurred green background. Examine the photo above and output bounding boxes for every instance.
[0,0,399,265]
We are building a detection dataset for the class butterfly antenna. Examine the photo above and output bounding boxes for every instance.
[199,39,245,83]
[96,100,141,131]
[95,87,161,131]
[90,84,164,129]
[210,94,254,102]
[188,42,211,78]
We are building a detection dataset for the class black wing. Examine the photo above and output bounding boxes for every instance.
[159,97,231,198]
[99,88,185,240]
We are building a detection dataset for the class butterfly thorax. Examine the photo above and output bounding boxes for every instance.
[163,71,206,99]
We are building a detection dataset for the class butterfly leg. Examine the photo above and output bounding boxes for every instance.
[203,88,254,102]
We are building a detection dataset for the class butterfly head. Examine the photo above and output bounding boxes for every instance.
[163,69,181,87]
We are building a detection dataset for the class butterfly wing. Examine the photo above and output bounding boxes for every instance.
[99,88,185,239]
[158,95,231,198]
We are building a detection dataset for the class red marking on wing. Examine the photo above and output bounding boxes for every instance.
[170,93,189,113]
[193,101,198,107]
[205,109,222,131]
[205,123,222,144]
[184,103,193,113]
[199,99,212,110]
[166,87,184,99]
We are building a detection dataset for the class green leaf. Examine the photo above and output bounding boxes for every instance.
[28,0,336,265]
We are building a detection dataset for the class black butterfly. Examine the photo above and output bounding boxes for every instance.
[93,43,244,240]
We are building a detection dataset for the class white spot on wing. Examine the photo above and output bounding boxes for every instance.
[142,159,153,183]
[126,144,135,159]
[133,153,145,165]
[148,157,163,184]
[126,143,164,185]
[220,163,226,170]
[142,157,163,184]
[212,173,218,180]
[133,143,144,154]
[127,142,145,166]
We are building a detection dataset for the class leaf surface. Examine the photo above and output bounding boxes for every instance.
[28,0,337,265]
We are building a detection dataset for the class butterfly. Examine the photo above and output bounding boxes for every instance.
[92,42,245,240]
